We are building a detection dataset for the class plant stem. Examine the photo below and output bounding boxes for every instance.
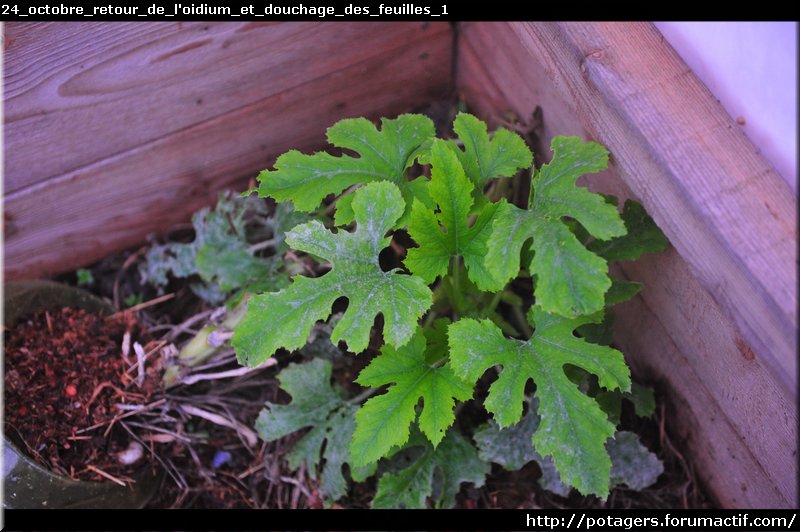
[490,176,511,203]
[422,310,438,328]
[450,258,462,319]
[247,238,277,254]
[511,304,533,338]
[427,356,448,369]
[163,302,248,386]
[348,387,380,405]
[486,289,504,315]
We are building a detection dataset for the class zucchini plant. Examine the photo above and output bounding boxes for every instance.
[232,113,668,507]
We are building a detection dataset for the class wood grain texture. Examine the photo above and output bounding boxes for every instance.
[589,167,798,508]
[458,21,797,508]
[4,22,447,194]
[510,22,797,397]
[612,260,794,508]
[612,251,797,508]
[4,22,452,280]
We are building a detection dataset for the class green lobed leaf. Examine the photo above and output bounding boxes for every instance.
[371,430,488,509]
[448,112,533,190]
[253,114,435,225]
[605,279,642,306]
[486,137,627,317]
[255,359,375,501]
[588,199,669,262]
[596,380,657,425]
[233,182,433,366]
[448,306,631,497]
[627,382,656,418]
[351,327,472,467]
[405,139,504,291]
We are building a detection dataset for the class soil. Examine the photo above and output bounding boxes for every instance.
[4,306,160,483]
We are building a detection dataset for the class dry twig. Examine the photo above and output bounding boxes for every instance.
[180,404,258,448]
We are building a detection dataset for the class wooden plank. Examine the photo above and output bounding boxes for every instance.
[458,21,797,508]
[4,22,448,194]
[612,263,794,508]
[458,22,586,142]
[589,164,798,508]
[611,251,797,508]
[4,27,452,280]
[509,22,797,398]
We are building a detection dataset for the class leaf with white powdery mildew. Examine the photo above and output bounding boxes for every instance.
[475,404,662,496]
[448,306,630,497]
[487,137,627,317]
[371,430,488,509]
[255,359,375,501]
[252,114,435,226]
[474,407,539,471]
[607,431,663,490]
[142,193,289,305]
[233,182,432,365]
[473,404,570,496]
[351,327,472,467]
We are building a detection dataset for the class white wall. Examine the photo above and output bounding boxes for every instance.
[655,22,797,193]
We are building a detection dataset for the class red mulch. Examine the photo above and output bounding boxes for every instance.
[4,306,159,483]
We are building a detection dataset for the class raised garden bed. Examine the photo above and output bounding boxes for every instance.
[4,21,796,509]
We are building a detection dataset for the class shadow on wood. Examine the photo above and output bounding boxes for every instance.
[4,21,452,280]
[458,21,797,509]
